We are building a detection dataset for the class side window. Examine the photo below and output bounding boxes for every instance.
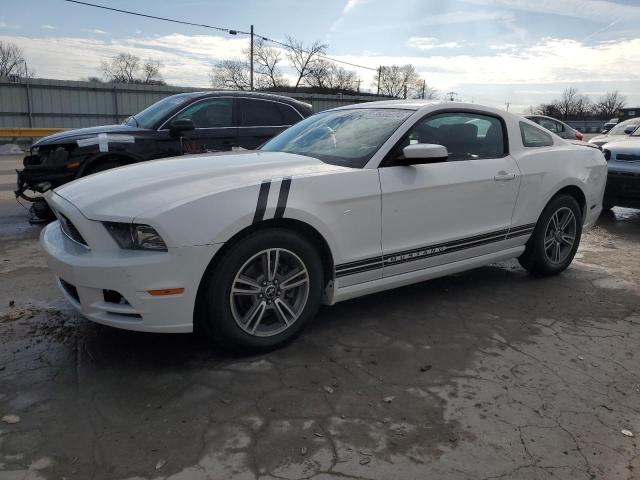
[238,99,286,126]
[554,121,565,132]
[538,118,559,133]
[520,122,554,147]
[392,112,505,162]
[277,103,303,125]
[172,98,233,128]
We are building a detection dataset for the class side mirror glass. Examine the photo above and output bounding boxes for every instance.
[624,125,635,134]
[398,143,448,165]
[169,118,196,136]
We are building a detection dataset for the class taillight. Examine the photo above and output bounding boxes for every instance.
[575,131,583,140]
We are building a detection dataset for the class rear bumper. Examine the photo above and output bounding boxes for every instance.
[40,221,221,333]
[604,171,640,208]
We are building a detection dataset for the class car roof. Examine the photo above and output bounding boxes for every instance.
[179,90,312,110]
[525,114,571,125]
[330,99,520,120]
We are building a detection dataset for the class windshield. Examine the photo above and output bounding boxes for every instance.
[608,118,639,135]
[124,93,194,129]
[260,108,413,167]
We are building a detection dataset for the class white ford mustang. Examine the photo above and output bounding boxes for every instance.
[41,101,607,351]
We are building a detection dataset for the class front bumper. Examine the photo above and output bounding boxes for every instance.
[16,163,76,201]
[604,170,640,209]
[40,220,221,333]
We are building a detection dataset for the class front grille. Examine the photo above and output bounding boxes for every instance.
[59,214,88,246]
[616,153,640,162]
[60,278,80,303]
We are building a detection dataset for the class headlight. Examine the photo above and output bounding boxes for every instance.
[103,222,167,251]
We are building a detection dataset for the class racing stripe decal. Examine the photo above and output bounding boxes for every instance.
[252,180,271,224]
[274,177,292,219]
[335,223,536,278]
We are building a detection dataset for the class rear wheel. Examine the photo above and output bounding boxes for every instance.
[198,229,323,352]
[518,194,582,276]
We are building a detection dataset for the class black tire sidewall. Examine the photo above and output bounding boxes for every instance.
[202,229,323,352]
[524,194,583,275]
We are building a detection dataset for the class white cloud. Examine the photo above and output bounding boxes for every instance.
[85,29,107,35]
[41,25,55,30]
[408,37,466,50]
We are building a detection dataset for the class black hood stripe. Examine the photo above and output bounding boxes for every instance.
[274,177,292,219]
[252,180,271,224]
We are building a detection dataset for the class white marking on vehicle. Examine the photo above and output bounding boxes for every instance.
[76,133,135,152]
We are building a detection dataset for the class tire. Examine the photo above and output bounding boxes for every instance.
[198,229,323,353]
[518,194,582,276]
[82,159,122,177]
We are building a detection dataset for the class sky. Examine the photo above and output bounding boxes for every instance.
[1,0,640,113]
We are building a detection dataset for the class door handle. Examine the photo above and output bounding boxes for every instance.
[494,172,516,181]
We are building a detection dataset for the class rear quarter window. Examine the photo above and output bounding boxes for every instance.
[520,122,554,147]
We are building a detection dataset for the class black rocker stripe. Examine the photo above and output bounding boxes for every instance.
[252,180,271,224]
[336,256,385,271]
[505,228,534,239]
[335,223,536,278]
[508,223,536,233]
[274,177,292,219]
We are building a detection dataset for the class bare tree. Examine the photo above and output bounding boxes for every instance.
[596,90,626,119]
[373,64,421,98]
[412,80,438,100]
[556,87,579,119]
[246,38,285,89]
[101,53,139,83]
[306,59,357,91]
[285,36,327,90]
[209,59,251,90]
[0,41,31,78]
[141,59,164,85]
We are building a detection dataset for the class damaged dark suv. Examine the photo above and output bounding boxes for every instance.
[16,91,312,219]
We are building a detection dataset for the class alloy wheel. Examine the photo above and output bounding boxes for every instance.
[229,248,310,337]
[543,207,577,264]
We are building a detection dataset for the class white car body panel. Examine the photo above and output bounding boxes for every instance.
[40,101,607,333]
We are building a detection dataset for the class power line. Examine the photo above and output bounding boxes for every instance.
[64,0,378,72]
[64,0,249,34]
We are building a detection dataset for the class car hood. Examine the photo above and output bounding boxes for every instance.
[52,151,348,221]
[34,124,148,146]
[602,139,640,153]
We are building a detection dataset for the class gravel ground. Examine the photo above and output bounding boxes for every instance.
[0,154,639,480]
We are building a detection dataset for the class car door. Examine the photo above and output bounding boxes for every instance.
[235,98,299,149]
[378,110,521,277]
[168,97,237,153]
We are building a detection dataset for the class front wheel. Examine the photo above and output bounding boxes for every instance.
[518,194,582,276]
[198,229,323,352]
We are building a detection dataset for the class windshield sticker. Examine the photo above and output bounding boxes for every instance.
[77,133,135,152]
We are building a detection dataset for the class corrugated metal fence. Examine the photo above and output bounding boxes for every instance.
[0,77,391,129]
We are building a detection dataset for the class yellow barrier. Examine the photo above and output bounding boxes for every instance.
[0,128,65,138]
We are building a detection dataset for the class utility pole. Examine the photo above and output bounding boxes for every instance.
[422,79,426,99]
[376,66,382,95]
[249,24,254,91]
[403,84,407,99]
[356,78,361,93]
[505,101,510,112]
[445,91,457,102]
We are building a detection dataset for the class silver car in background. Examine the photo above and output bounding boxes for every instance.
[525,115,583,141]
[589,118,640,147]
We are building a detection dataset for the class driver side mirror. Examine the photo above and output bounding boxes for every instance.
[397,143,448,166]
[624,125,636,134]
[169,118,196,137]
